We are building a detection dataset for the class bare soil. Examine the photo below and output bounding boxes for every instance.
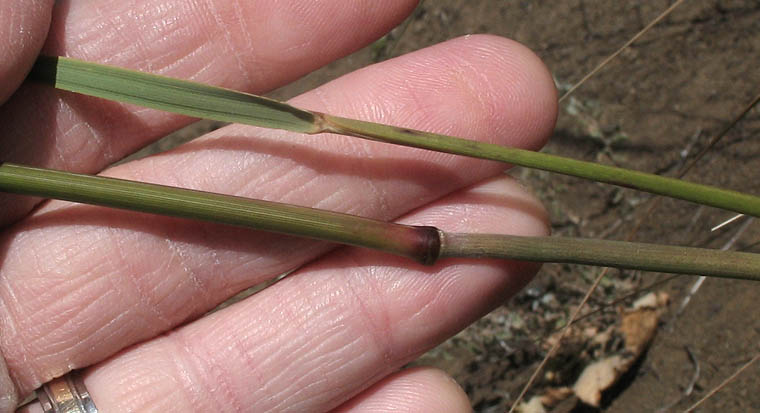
[150,1,760,411]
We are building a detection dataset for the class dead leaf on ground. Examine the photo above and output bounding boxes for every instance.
[573,355,627,407]
[518,396,547,413]
[570,291,669,407]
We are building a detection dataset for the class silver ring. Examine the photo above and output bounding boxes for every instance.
[36,372,98,413]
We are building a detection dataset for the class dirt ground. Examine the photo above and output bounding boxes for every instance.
[148,1,760,411]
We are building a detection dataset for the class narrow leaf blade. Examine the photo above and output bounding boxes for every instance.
[30,56,319,133]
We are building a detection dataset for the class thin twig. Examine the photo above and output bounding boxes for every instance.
[627,91,760,237]
[711,214,746,232]
[656,346,701,412]
[570,275,680,326]
[507,267,608,413]
[679,92,760,178]
[683,346,701,398]
[559,0,687,103]
[682,353,760,412]
[675,217,754,317]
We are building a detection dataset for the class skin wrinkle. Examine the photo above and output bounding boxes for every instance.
[32,293,116,368]
[241,286,359,410]
[230,0,257,87]
[167,339,205,412]
[100,344,179,411]
[234,317,306,409]
[147,245,181,306]
[268,325,374,412]
[95,5,146,66]
[233,308,300,403]
[142,228,215,322]
[288,339,375,411]
[341,258,397,366]
[58,120,107,171]
[276,168,326,207]
[81,309,133,356]
[161,237,214,315]
[73,5,132,63]
[12,248,143,376]
[111,229,175,330]
[403,276,454,331]
[206,1,253,88]
[270,342,338,410]
[213,126,436,217]
[32,268,115,333]
[176,329,246,413]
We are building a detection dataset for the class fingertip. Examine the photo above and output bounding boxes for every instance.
[297,34,557,157]
[402,175,550,238]
[442,34,558,151]
[335,367,471,413]
[0,0,54,104]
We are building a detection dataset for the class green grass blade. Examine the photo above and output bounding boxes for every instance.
[28,56,760,218]
[30,56,318,133]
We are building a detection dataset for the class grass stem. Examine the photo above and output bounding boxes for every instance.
[29,56,760,218]
[440,233,760,281]
[1,162,758,281]
[322,115,760,218]
[0,163,439,264]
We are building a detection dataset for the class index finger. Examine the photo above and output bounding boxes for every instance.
[0,0,419,225]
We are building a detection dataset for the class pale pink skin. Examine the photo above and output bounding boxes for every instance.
[1,1,557,412]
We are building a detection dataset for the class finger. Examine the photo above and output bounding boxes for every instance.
[333,367,471,413]
[80,175,548,412]
[0,35,557,396]
[0,1,53,104]
[0,5,54,409]
[0,0,418,225]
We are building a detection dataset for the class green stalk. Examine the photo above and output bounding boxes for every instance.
[439,233,760,281]
[0,163,438,264]
[322,115,760,217]
[1,163,759,280]
[28,56,760,218]
[29,56,319,133]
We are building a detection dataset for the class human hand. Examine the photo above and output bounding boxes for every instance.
[1,1,556,412]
